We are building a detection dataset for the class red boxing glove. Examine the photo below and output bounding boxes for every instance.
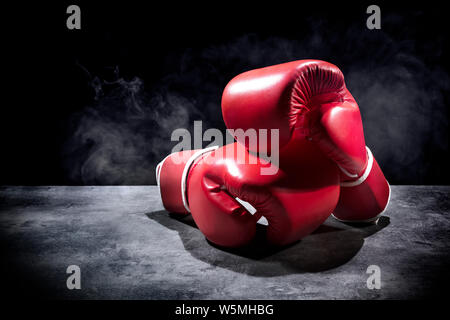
[222,60,390,223]
[157,142,339,247]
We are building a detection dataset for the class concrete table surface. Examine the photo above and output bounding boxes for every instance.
[0,186,449,300]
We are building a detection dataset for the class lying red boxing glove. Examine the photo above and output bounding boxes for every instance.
[222,59,390,223]
[157,142,339,247]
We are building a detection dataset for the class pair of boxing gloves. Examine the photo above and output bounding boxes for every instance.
[157,60,390,247]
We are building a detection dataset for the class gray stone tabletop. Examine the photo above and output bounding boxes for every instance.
[0,185,449,299]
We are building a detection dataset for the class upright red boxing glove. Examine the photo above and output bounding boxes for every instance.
[222,60,390,223]
[157,142,339,247]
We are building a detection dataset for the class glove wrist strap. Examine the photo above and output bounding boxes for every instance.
[340,146,374,187]
[180,146,219,212]
[156,154,172,188]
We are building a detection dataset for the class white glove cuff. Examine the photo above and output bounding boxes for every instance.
[156,154,171,188]
[331,184,391,223]
[155,146,219,212]
[339,146,374,187]
[180,146,219,213]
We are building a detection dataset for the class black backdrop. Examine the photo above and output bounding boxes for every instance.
[2,1,449,185]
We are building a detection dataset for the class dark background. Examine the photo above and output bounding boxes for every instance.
[2,1,449,185]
